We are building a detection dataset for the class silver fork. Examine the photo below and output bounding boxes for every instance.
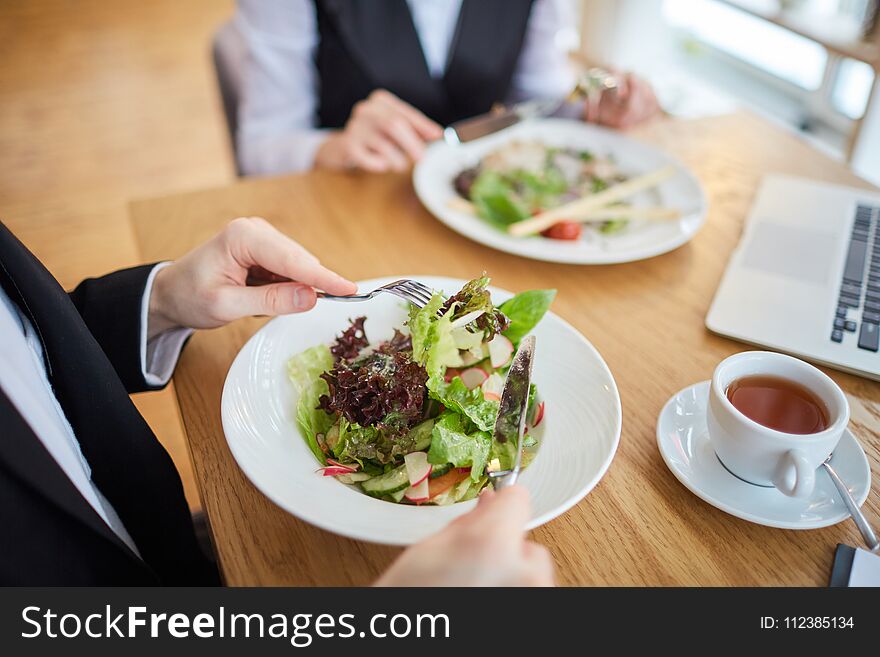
[316,279,435,309]
[577,67,620,123]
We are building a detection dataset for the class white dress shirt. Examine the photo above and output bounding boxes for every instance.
[234,0,577,175]
[0,263,192,555]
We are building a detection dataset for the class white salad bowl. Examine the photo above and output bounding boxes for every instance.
[221,276,622,545]
[413,118,707,265]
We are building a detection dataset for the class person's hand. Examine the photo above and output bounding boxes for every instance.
[147,217,356,337]
[315,89,443,173]
[586,72,661,130]
[374,486,555,587]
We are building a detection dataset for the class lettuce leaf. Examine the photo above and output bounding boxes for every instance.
[499,289,556,344]
[470,169,568,226]
[599,218,628,234]
[470,171,531,226]
[287,345,335,464]
[408,293,462,378]
[515,168,568,210]
[408,293,443,366]
[446,275,493,318]
[427,411,491,481]
[288,344,334,391]
[490,437,518,473]
[428,376,499,433]
[333,416,435,465]
[442,274,509,341]
[333,417,379,461]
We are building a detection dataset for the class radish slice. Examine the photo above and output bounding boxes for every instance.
[404,478,430,503]
[460,367,489,389]
[326,458,357,472]
[444,367,460,383]
[404,451,432,487]
[481,373,504,397]
[532,401,545,428]
[483,391,501,401]
[336,472,372,484]
[319,466,354,477]
[450,310,485,328]
[488,334,514,369]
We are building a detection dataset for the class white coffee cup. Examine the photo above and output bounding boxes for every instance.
[706,351,849,498]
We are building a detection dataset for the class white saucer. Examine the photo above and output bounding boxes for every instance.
[656,381,872,530]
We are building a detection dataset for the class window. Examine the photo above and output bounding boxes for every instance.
[664,0,829,89]
[832,57,875,119]
[659,0,879,160]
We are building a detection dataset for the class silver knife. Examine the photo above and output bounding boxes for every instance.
[443,99,563,145]
[487,335,535,490]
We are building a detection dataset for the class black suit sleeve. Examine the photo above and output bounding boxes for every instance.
[68,264,166,394]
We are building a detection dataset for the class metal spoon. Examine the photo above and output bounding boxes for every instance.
[822,454,879,552]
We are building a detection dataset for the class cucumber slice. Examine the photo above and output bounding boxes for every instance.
[335,472,372,485]
[361,464,409,497]
[386,488,407,503]
[409,418,435,452]
[429,463,451,478]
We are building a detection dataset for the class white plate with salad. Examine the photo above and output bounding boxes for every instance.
[413,118,707,264]
[221,275,621,545]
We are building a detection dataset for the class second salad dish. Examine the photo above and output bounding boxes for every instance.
[414,119,707,265]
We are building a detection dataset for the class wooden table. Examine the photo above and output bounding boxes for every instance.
[130,112,880,586]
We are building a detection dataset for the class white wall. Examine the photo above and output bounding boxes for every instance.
[579,0,676,74]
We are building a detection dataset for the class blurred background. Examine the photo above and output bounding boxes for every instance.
[1,0,877,510]
[579,0,880,182]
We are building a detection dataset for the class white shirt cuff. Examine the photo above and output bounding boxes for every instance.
[140,263,193,387]
[238,128,332,176]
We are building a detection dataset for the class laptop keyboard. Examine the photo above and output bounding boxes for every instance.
[832,204,880,351]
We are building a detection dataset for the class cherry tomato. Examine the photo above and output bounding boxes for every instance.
[541,220,581,240]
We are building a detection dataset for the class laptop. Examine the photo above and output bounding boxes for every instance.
[707,174,880,381]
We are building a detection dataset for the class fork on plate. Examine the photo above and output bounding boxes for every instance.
[317,279,435,309]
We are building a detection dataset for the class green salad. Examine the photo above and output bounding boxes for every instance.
[453,141,630,240]
[287,276,554,505]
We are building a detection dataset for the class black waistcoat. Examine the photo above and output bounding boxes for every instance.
[314,0,535,128]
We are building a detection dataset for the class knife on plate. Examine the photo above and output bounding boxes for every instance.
[487,335,535,490]
[443,98,564,145]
